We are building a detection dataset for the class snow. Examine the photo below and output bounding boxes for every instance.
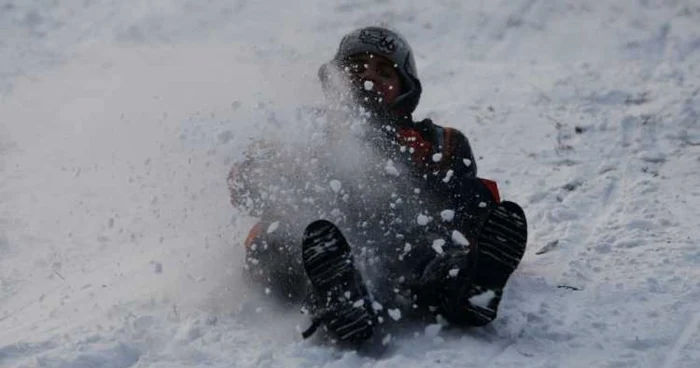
[387,309,402,322]
[468,290,498,310]
[352,299,365,308]
[1,0,700,367]
[451,230,470,247]
[442,169,454,183]
[440,209,455,222]
[431,239,446,255]
[416,214,431,226]
[384,159,400,176]
[329,179,342,193]
[266,221,280,234]
[424,324,443,338]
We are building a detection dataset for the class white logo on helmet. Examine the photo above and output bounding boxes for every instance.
[358,29,397,54]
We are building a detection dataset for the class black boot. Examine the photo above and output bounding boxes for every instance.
[300,220,377,345]
[419,201,527,326]
[464,200,528,325]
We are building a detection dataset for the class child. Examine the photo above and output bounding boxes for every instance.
[228,26,527,346]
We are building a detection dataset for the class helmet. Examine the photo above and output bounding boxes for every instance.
[319,26,422,115]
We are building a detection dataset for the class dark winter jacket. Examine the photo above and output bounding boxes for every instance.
[228,113,500,303]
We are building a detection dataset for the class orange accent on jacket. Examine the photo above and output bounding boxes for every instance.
[244,222,263,250]
[480,179,501,203]
[397,128,433,165]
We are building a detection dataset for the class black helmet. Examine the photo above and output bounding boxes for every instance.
[319,26,422,115]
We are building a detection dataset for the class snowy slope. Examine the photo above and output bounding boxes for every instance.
[1,0,699,367]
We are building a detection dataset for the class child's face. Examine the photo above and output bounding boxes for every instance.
[343,53,403,107]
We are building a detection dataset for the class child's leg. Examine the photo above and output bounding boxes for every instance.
[243,220,309,304]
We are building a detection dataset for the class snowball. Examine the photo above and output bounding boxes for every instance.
[452,230,470,246]
[432,153,443,162]
[417,214,431,226]
[424,324,442,338]
[440,209,455,222]
[385,160,400,176]
[329,179,342,193]
[266,221,279,234]
[478,201,487,208]
[463,158,472,167]
[432,239,446,254]
[442,169,454,183]
[448,268,460,277]
[388,308,402,321]
[353,299,365,308]
[469,290,497,309]
[363,80,374,91]
[372,301,384,311]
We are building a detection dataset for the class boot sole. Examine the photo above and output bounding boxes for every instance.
[302,220,375,343]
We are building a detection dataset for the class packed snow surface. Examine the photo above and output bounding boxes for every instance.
[1,1,700,367]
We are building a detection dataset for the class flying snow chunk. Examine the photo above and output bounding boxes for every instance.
[364,80,374,91]
[442,169,454,183]
[432,153,443,162]
[267,221,279,234]
[353,299,365,308]
[463,158,472,167]
[469,290,497,309]
[440,209,455,222]
[478,201,487,208]
[372,301,384,311]
[452,230,470,246]
[329,179,342,193]
[432,239,446,254]
[388,308,402,321]
[385,160,400,176]
[448,268,460,277]
[417,214,431,226]
[424,324,442,338]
